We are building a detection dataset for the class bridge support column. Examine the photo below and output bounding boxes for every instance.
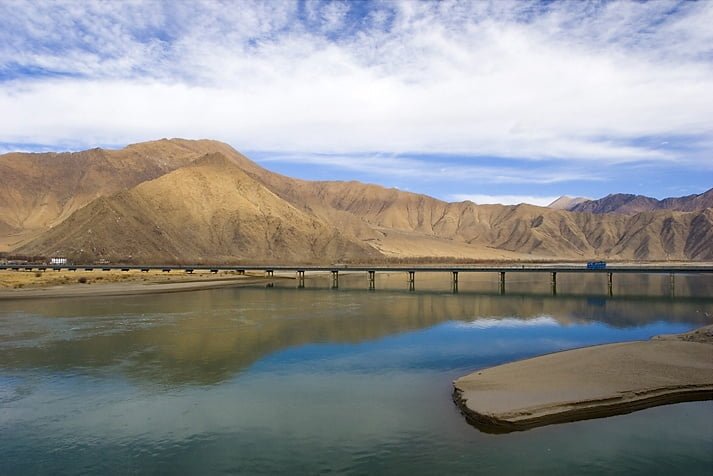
[266,269,274,278]
[237,269,245,275]
[499,272,506,295]
[452,271,459,293]
[670,273,675,297]
[551,272,557,296]
[607,272,613,297]
[368,270,375,290]
[407,271,415,291]
[297,270,305,288]
[331,270,339,289]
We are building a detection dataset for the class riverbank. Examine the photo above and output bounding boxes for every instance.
[0,269,279,300]
[453,325,713,433]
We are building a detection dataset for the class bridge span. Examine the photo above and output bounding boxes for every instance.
[2,264,712,296]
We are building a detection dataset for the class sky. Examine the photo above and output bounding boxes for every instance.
[1,0,712,206]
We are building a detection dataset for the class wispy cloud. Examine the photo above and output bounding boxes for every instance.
[255,152,598,184]
[0,0,712,169]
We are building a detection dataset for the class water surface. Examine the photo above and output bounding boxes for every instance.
[1,272,712,474]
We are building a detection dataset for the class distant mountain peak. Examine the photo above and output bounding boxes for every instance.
[548,196,591,210]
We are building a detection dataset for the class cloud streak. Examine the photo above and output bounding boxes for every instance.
[0,0,712,171]
[255,152,597,184]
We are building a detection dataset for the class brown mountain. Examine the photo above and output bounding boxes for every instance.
[568,189,713,214]
[0,138,266,251]
[16,153,377,264]
[5,139,713,262]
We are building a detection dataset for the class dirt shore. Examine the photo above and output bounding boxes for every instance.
[453,325,713,433]
[0,269,278,300]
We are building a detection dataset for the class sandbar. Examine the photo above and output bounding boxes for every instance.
[453,325,713,433]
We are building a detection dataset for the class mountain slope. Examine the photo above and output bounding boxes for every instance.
[0,138,262,250]
[241,173,713,260]
[16,153,379,263]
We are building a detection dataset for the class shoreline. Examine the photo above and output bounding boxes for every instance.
[453,325,713,433]
[0,276,278,300]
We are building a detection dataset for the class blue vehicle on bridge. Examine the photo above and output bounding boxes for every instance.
[587,261,607,270]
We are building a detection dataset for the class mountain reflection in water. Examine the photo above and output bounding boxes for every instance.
[1,273,711,386]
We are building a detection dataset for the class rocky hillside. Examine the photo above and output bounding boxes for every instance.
[16,153,378,264]
[0,138,263,250]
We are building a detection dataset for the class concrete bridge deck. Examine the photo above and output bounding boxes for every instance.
[2,263,711,296]
[2,264,712,274]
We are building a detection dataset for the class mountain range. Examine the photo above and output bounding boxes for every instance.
[549,189,713,214]
[2,139,711,263]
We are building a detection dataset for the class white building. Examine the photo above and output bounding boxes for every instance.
[50,257,68,265]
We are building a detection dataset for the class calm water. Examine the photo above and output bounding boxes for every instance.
[1,272,712,475]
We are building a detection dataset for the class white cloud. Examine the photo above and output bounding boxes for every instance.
[0,0,712,167]
[449,194,560,207]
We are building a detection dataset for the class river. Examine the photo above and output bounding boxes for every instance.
[1,272,712,474]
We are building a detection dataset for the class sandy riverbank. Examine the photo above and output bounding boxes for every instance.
[453,325,713,433]
[0,269,280,300]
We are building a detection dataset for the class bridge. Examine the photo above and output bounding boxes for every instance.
[2,264,712,296]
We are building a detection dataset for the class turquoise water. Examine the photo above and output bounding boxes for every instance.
[1,273,712,474]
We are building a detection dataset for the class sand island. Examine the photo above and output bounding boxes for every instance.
[453,325,713,433]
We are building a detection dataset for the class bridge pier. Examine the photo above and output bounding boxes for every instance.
[331,270,339,289]
[452,271,459,293]
[265,269,274,278]
[237,269,245,275]
[499,271,506,295]
[408,271,415,291]
[368,270,375,290]
[670,273,675,297]
[297,270,305,288]
[608,272,613,297]
[551,272,557,296]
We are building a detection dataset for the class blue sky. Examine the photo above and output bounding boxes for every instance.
[1,0,712,205]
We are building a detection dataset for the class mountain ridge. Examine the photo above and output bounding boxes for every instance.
[568,189,713,214]
[4,139,713,262]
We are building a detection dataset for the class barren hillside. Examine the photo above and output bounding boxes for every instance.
[0,139,259,250]
[16,153,378,263]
